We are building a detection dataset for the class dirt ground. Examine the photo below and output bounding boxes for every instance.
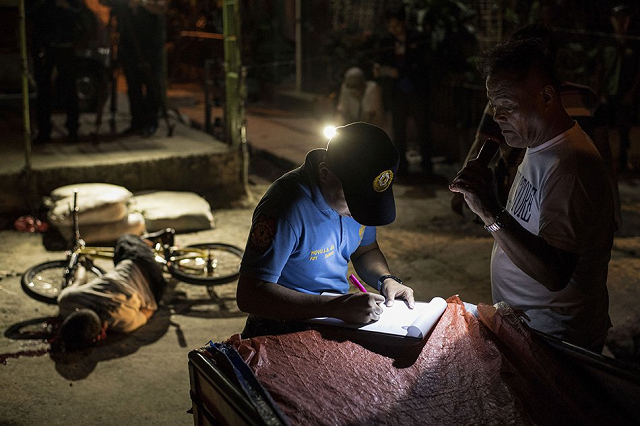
[1,163,640,425]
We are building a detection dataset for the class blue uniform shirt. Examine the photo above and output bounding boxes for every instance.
[240,149,377,294]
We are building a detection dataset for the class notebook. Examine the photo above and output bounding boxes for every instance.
[306,296,448,341]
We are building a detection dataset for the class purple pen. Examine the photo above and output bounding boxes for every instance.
[349,274,367,293]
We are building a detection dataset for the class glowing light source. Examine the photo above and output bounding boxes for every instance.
[323,126,337,140]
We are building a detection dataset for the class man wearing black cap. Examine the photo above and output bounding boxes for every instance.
[237,122,415,338]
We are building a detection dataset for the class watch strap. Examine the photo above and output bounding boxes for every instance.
[484,209,510,233]
[377,274,403,291]
[484,221,502,232]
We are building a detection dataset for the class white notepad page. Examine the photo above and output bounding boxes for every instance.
[308,296,448,340]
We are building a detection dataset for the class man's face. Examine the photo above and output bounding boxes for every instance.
[486,71,549,149]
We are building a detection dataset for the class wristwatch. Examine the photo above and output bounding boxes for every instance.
[484,209,511,233]
[377,274,403,292]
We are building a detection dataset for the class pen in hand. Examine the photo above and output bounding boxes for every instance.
[349,274,367,293]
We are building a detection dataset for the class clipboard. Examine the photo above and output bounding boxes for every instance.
[306,297,448,341]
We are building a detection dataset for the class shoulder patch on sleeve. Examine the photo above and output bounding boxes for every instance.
[249,214,276,252]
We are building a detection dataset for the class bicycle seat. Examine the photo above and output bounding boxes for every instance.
[143,228,175,246]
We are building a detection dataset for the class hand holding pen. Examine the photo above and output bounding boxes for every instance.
[349,273,415,308]
[324,274,382,324]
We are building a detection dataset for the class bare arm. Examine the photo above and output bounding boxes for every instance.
[236,273,384,324]
[351,241,415,308]
[449,160,578,291]
[488,217,579,290]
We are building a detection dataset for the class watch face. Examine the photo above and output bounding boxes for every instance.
[497,210,511,227]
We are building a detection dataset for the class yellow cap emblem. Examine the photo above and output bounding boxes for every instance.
[373,170,393,192]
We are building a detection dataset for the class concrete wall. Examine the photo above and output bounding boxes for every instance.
[0,149,249,228]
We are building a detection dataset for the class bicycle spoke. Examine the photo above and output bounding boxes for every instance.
[168,243,243,285]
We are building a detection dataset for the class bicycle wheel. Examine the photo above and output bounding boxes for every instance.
[168,243,244,286]
[21,260,105,304]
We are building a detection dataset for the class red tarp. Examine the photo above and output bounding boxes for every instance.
[227,296,638,425]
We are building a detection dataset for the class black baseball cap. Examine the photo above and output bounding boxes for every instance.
[326,122,399,226]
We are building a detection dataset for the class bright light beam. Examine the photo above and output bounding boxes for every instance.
[323,126,337,140]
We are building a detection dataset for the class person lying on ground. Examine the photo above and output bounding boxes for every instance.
[57,234,166,352]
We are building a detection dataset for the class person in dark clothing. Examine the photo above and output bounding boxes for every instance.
[101,0,166,136]
[27,0,83,144]
[592,4,640,174]
[374,7,432,176]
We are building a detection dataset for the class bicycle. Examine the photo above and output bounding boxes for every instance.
[21,191,244,305]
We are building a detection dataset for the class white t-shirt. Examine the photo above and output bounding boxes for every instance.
[58,260,158,333]
[491,123,614,349]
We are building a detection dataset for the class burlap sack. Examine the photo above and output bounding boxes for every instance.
[132,191,214,233]
[56,212,146,245]
[47,183,133,228]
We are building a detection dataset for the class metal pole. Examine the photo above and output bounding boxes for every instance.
[223,0,250,195]
[295,0,301,91]
[19,0,32,171]
[222,0,243,148]
[204,59,212,134]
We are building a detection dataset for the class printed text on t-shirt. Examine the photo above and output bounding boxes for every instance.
[310,244,335,261]
[509,172,537,222]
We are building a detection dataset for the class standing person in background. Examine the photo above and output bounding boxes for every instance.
[374,7,432,177]
[236,122,415,338]
[27,0,83,144]
[335,67,386,130]
[100,0,166,136]
[592,4,640,175]
[450,38,615,353]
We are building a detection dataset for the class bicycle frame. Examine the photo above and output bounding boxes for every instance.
[62,190,177,286]
[61,190,114,287]
[62,191,190,286]
[22,192,243,304]
[21,191,244,304]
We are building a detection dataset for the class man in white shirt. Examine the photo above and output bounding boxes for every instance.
[449,38,614,352]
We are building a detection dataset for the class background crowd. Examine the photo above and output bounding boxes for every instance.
[13,1,639,179]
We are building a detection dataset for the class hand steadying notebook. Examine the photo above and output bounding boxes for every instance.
[307,296,448,340]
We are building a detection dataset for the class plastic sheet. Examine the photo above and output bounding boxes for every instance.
[226,296,639,425]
